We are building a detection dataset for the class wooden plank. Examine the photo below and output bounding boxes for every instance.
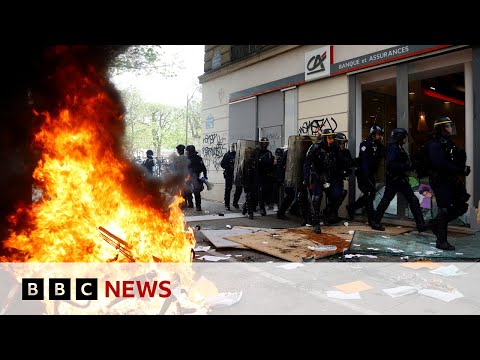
[224,228,352,262]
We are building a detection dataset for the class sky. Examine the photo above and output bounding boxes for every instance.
[111,45,205,107]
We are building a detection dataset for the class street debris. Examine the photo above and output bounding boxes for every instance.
[198,255,230,262]
[226,225,232,229]
[204,291,243,309]
[344,222,349,226]
[308,245,337,251]
[418,288,464,302]
[383,286,418,298]
[335,280,372,293]
[429,264,467,277]
[194,246,211,252]
[344,254,377,259]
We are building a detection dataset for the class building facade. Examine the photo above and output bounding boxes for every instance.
[198,45,479,229]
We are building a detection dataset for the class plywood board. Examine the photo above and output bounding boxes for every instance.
[224,228,352,262]
[200,229,264,249]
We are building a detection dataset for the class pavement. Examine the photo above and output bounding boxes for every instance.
[181,199,480,315]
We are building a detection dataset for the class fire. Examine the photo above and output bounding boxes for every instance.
[2,49,194,263]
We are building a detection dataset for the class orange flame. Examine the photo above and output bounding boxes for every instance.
[2,51,194,263]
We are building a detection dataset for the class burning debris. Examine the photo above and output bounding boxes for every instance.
[0,46,194,263]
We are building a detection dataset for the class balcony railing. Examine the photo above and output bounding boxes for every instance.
[230,45,271,63]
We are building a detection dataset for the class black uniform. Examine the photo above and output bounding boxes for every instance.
[276,150,295,220]
[142,154,155,175]
[371,129,426,232]
[241,149,259,219]
[256,147,275,215]
[330,145,354,222]
[304,135,343,232]
[348,134,385,224]
[425,130,470,250]
[186,145,207,211]
[220,150,242,210]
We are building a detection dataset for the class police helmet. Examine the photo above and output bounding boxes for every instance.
[146,149,154,156]
[335,132,348,142]
[259,137,269,149]
[388,128,408,144]
[433,116,457,137]
[369,125,384,137]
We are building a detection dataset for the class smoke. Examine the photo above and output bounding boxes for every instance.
[0,45,187,251]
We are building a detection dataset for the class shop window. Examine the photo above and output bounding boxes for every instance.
[361,77,397,215]
[407,64,466,225]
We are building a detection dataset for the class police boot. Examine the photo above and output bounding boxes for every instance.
[365,194,376,227]
[277,197,290,220]
[312,195,322,234]
[371,197,389,231]
[410,200,427,232]
[346,204,355,220]
[224,191,231,211]
[232,192,240,209]
[242,202,247,215]
[435,208,455,251]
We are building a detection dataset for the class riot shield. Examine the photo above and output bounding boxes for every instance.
[284,135,316,188]
[234,139,258,187]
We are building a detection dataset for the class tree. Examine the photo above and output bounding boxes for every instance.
[145,103,176,156]
[109,45,184,77]
[119,87,148,157]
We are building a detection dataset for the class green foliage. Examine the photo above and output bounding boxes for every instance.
[109,45,184,77]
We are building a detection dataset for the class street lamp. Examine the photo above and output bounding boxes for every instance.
[186,86,200,146]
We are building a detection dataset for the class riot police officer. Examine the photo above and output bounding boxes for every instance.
[221,143,243,210]
[425,117,471,250]
[303,129,343,234]
[346,125,385,225]
[256,137,275,216]
[371,128,427,232]
[329,132,354,223]
[185,145,208,212]
[142,149,155,175]
[276,149,295,220]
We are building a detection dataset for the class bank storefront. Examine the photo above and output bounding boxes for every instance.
[316,45,477,228]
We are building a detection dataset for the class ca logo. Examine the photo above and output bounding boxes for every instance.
[307,51,327,75]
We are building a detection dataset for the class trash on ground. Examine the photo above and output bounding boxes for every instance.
[204,291,243,309]
[367,247,379,250]
[383,286,418,298]
[335,280,373,294]
[308,245,337,251]
[226,225,232,229]
[348,230,355,235]
[235,255,242,257]
[429,264,467,277]
[198,255,229,262]
[194,245,211,252]
[218,213,224,216]
[344,254,377,259]
[401,261,442,270]
[418,288,464,302]
[344,222,349,227]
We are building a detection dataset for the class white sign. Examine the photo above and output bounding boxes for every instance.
[304,45,331,82]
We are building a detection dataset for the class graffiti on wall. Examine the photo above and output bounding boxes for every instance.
[262,128,282,151]
[202,132,227,171]
[298,117,337,136]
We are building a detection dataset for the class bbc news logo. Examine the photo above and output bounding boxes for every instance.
[22,278,171,300]
[22,278,98,300]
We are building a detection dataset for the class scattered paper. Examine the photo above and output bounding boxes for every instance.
[266,261,273,263]
[429,264,467,277]
[381,235,389,239]
[277,263,304,270]
[226,225,232,229]
[204,291,243,309]
[198,255,230,262]
[344,222,349,226]
[262,241,269,244]
[367,247,379,250]
[352,244,361,247]
[456,253,464,255]
[335,280,373,294]
[430,242,436,245]
[418,288,464,302]
[308,245,337,251]
[425,251,436,255]
[401,261,442,270]
[383,286,418,298]
[414,252,422,254]
[387,247,404,253]
[348,230,355,235]
[344,254,377,259]
[225,254,232,257]
[271,234,282,237]
[194,246,211,252]
[235,255,242,257]
[326,291,361,300]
